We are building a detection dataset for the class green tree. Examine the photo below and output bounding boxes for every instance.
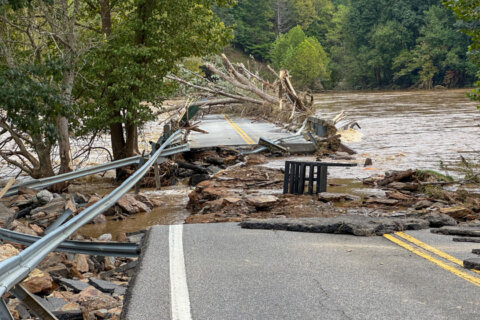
[444,0,480,104]
[230,0,275,60]
[76,0,233,162]
[270,25,306,69]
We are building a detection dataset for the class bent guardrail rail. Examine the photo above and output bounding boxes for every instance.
[3,143,190,198]
[0,130,182,318]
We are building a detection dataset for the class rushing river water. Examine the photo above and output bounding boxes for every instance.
[314,89,480,179]
[76,89,480,236]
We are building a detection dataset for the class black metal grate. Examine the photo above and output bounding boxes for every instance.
[283,161,357,195]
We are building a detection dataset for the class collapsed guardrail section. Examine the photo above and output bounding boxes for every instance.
[0,130,184,319]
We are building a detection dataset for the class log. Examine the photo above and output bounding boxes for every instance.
[177,161,209,174]
[376,169,414,187]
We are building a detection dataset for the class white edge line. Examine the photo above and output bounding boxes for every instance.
[169,224,193,320]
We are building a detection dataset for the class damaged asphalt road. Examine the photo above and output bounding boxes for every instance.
[124,223,480,320]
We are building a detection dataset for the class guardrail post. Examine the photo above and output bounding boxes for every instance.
[0,298,14,320]
[11,284,58,320]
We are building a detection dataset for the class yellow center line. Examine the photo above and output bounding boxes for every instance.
[223,114,256,145]
[383,234,480,287]
[395,231,480,275]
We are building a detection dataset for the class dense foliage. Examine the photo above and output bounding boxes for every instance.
[217,0,478,90]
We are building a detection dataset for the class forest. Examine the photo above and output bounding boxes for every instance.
[215,0,479,90]
[0,0,478,180]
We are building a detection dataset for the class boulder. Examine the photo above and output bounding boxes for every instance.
[440,206,476,220]
[21,269,53,294]
[13,221,39,236]
[424,213,457,228]
[86,196,101,208]
[246,154,267,165]
[116,194,151,214]
[72,192,89,204]
[36,190,53,205]
[77,286,120,311]
[415,200,434,210]
[44,264,70,278]
[365,197,399,206]
[91,213,107,224]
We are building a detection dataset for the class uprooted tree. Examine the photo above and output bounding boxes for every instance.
[166,54,316,126]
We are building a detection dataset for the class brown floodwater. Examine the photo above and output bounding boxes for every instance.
[313,89,480,180]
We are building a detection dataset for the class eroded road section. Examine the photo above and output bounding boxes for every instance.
[124,224,480,320]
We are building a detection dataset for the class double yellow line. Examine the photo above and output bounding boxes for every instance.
[384,232,480,287]
[223,114,256,145]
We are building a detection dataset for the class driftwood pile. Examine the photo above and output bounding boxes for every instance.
[166,54,314,123]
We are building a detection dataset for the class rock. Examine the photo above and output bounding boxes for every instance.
[246,154,267,165]
[223,197,242,205]
[385,190,414,201]
[77,286,120,311]
[74,254,90,273]
[58,278,90,292]
[240,216,430,236]
[98,233,113,241]
[0,202,15,228]
[0,244,19,261]
[72,192,89,204]
[424,213,457,228]
[13,222,39,236]
[21,269,53,294]
[318,192,360,202]
[463,258,480,270]
[116,233,127,242]
[92,213,107,224]
[65,200,77,213]
[189,173,210,186]
[88,278,126,295]
[36,190,53,205]
[117,194,151,214]
[364,158,373,167]
[246,195,279,208]
[415,200,433,210]
[86,196,101,208]
[18,187,37,196]
[30,199,65,217]
[29,224,44,235]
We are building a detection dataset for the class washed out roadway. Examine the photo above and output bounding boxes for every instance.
[188,114,307,148]
[124,224,480,319]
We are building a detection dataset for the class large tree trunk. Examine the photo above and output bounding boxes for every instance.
[34,144,55,179]
[57,68,74,174]
[125,121,139,157]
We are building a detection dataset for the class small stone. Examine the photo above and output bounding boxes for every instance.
[440,206,475,220]
[30,199,65,217]
[36,190,54,205]
[424,213,457,228]
[86,196,101,208]
[365,197,399,206]
[72,192,89,204]
[44,264,70,278]
[98,233,113,241]
[223,197,242,206]
[0,202,15,228]
[15,303,31,319]
[29,224,44,235]
[65,200,77,213]
[117,194,151,214]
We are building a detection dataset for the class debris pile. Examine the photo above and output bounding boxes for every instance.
[0,229,143,319]
[362,169,480,221]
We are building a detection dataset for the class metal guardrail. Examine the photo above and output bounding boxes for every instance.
[0,228,139,257]
[3,143,189,197]
[242,134,304,155]
[0,130,182,318]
